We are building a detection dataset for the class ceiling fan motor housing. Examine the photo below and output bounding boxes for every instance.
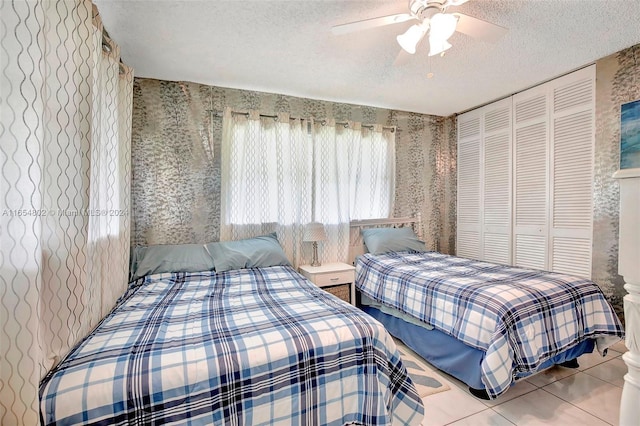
[410,0,447,21]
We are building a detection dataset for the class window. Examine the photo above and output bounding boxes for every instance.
[222,113,394,225]
[220,110,395,265]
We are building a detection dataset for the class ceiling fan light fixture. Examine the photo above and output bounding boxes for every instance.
[396,22,428,54]
[429,12,458,41]
[428,37,452,56]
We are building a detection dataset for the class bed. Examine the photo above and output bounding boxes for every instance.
[39,235,424,425]
[350,220,625,400]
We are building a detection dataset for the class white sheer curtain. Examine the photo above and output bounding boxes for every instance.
[221,113,396,266]
[348,124,396,219]
[312,120,351,264]
[0,2,132,423]
[313,121,395,263]
[220,108,312,265]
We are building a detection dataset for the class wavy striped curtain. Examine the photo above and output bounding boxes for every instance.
[0,1,133,424]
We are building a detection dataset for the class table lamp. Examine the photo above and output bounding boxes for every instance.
[303,222,327,267]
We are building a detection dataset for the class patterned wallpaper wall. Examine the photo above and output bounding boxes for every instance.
[131,79,457,254]
[593,43,640,318]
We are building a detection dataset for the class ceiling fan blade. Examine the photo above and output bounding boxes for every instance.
[444,0,470,6]
[331,13,416,35]
[393,49,412,67]
[452,12,508,43]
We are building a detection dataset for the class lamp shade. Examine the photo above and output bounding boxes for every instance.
[303,222,327,242]
[396,22,428,54]
[429,13,457,41]
[428,12,457,56]
[428,37,452,56]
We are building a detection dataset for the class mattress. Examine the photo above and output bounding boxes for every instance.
[40,266,424,425]
[356,251,624,398]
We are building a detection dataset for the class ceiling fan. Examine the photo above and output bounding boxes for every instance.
[331,0,507,58]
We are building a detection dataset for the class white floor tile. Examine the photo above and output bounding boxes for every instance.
[543,372,623,425]
[583,357,627,388]
[447,408,514,425]
[420,384,488,426]
[576,348,621,371]
[481,380,537,407]
[525,365,579,388]
[609,340,628,354]
[492,388,609,425]
[398,337,626,425]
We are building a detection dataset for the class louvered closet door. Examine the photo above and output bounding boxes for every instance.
[549,67,594,278]
[483,99,512,265]
[513,88,548,270]
[457,111,482,259]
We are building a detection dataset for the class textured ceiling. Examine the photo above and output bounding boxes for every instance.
[95,0,640,116]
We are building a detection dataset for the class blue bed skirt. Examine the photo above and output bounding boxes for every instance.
[361,305,595,390]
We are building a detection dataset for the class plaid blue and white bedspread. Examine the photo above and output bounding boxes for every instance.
[40,266,424,425]
[356,251,624,398]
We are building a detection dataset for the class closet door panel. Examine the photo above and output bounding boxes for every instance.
[484,133,510,227]
[551,237,591,277]
[457,66,595,276]
[514,123,547,227]
[457,231,481,259]
[549,67,594,278]
[483,100,512,265]
[513,92,548,269]
[484,233,510,265]
[552,111,592,231]
[457,113,482,259]
[515,234,546,269]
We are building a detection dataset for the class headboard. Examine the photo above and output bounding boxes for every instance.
[348,215,422,265]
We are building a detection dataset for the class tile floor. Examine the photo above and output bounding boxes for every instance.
[419,340,629,426]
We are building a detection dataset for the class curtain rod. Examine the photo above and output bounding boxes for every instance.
[209,110,396,132]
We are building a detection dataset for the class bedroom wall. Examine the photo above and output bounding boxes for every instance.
[593,43,640,318]
[130,38,635,319]
[130,79,457,255]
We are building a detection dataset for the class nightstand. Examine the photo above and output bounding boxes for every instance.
[299,262,356,306]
